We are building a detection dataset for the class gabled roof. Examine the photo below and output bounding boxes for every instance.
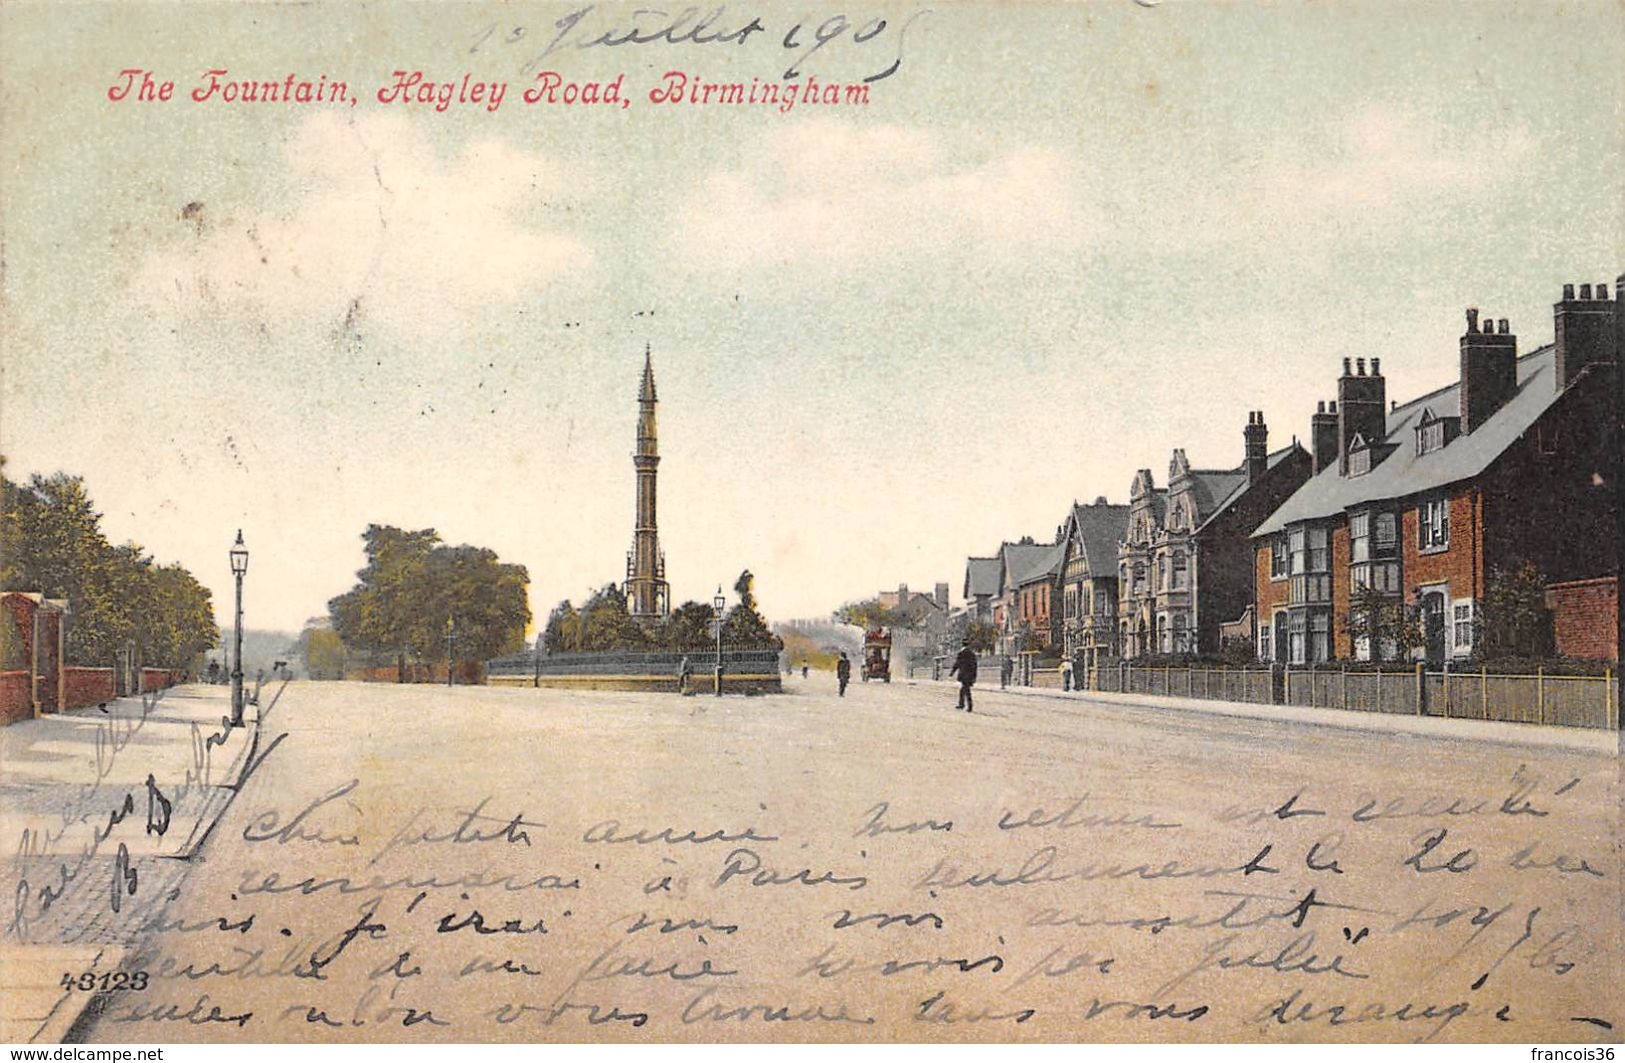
[1252,344,1564,538]
[1196,443,1305,532]
[1145,487,1169,523]
[1001,541,1065,590]
[964,556,1002,599]
[1065,501,1131,572]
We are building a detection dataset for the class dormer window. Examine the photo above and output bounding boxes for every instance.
[1414,408,1458,456]
[1348,433,1373,476]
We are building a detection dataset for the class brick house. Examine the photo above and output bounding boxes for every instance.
[1057,497,1131,670]
[995,540,1065,655]
[1252,278,1620,666]
[1118,414,1312,658]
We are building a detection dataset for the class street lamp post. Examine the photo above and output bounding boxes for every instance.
[713,586,726,697]
[446,617,456,688]
[229,530,248,727]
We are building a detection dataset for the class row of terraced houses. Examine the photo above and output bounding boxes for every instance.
[961,276,1621,673]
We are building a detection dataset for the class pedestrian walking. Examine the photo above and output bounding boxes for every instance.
[1061,657,1073,692]
[949,642,978,712]
[836,652,851,697]
[678,655,693,695]
[801,663,809,679]
[1000,656,1013,690]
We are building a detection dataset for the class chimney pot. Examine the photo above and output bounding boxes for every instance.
[1599,283,1610,300]
[1356,357,1366,375]
[1317,400,1325,413]
[1562,283,1575,301]
[1342,357,1352,376]
[1329,401,1337,412]
[1498,318,1509,334]
[1579,284,1592,300]
[1095,495,1107,505]
[1371,357,1381,375]
[1465,307,1479,332]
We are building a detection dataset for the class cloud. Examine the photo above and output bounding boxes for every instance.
[133,112,592,335]
[1261,105,1537,215]
[674,120,1092,272]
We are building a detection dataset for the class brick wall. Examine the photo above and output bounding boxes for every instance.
[1254,543,1289,658]
[63,667,116,709]
[0,672,30,726]
[1548,578,1619,661]
[1401,488,1482,598]
[1331,522,1352,657]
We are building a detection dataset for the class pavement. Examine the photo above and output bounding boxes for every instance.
[0,683,263,1044]
[901,676,1622,755]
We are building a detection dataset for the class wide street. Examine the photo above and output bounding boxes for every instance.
[71,676,1619,1044]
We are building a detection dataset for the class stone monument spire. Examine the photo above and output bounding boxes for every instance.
[626,344,670,618]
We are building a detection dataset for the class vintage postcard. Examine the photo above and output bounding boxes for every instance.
[1,0,1620,1049]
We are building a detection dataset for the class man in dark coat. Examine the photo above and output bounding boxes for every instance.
[836,652,851,697]
[949,642,978,712]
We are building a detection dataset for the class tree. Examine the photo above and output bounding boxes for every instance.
[293,619,348,680]
[1478,564,1555,661]
[2,469,215,669]
[577,583,647,652]
[964,620,998,655]
[724,569,779,649]
[832,598,908,631]
[657,600,721,651]
[542,600,582,654]
[328,525,529,669]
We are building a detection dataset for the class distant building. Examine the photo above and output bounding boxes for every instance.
[996,539,1066,655]
[625,346,670,619]
[1119,414,1312,658]
[962,557,1002,623]
[1058,497,1131,670]
[1252,278,1620,666]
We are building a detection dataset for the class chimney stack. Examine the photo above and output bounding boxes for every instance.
[1554,279,1619,391]
[1460,307,1518,433]
[934,582,949,610]
[1311,400,1339,475]
[1243,410,1269,483]
[1337,357,1386,474]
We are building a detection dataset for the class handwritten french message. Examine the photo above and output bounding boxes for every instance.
[27,683,1616,1044]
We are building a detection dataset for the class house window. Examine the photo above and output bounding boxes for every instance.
[1290,527,1330,604]
[1416,420,1447,455]
[1271,534,1289,579]
[1307,528,1329,573]
[1133,563,1147,595]
[1419,498,1449,551]
[1172,613,1188,652]
[1374,513,1397,557]
[1172,552,1188,590]
[1158,558,1167,590]
[1453,602,1473,652]
[1352,561,1401,594]
[1310,613,1331,663]
[1258,623,1272,661]
[1288,612,1307,665]
[1351,512,1370,563]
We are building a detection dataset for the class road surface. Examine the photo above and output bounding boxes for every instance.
[71,676,1621,1043]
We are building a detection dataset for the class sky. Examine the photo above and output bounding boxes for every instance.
[1,1,1621,635]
